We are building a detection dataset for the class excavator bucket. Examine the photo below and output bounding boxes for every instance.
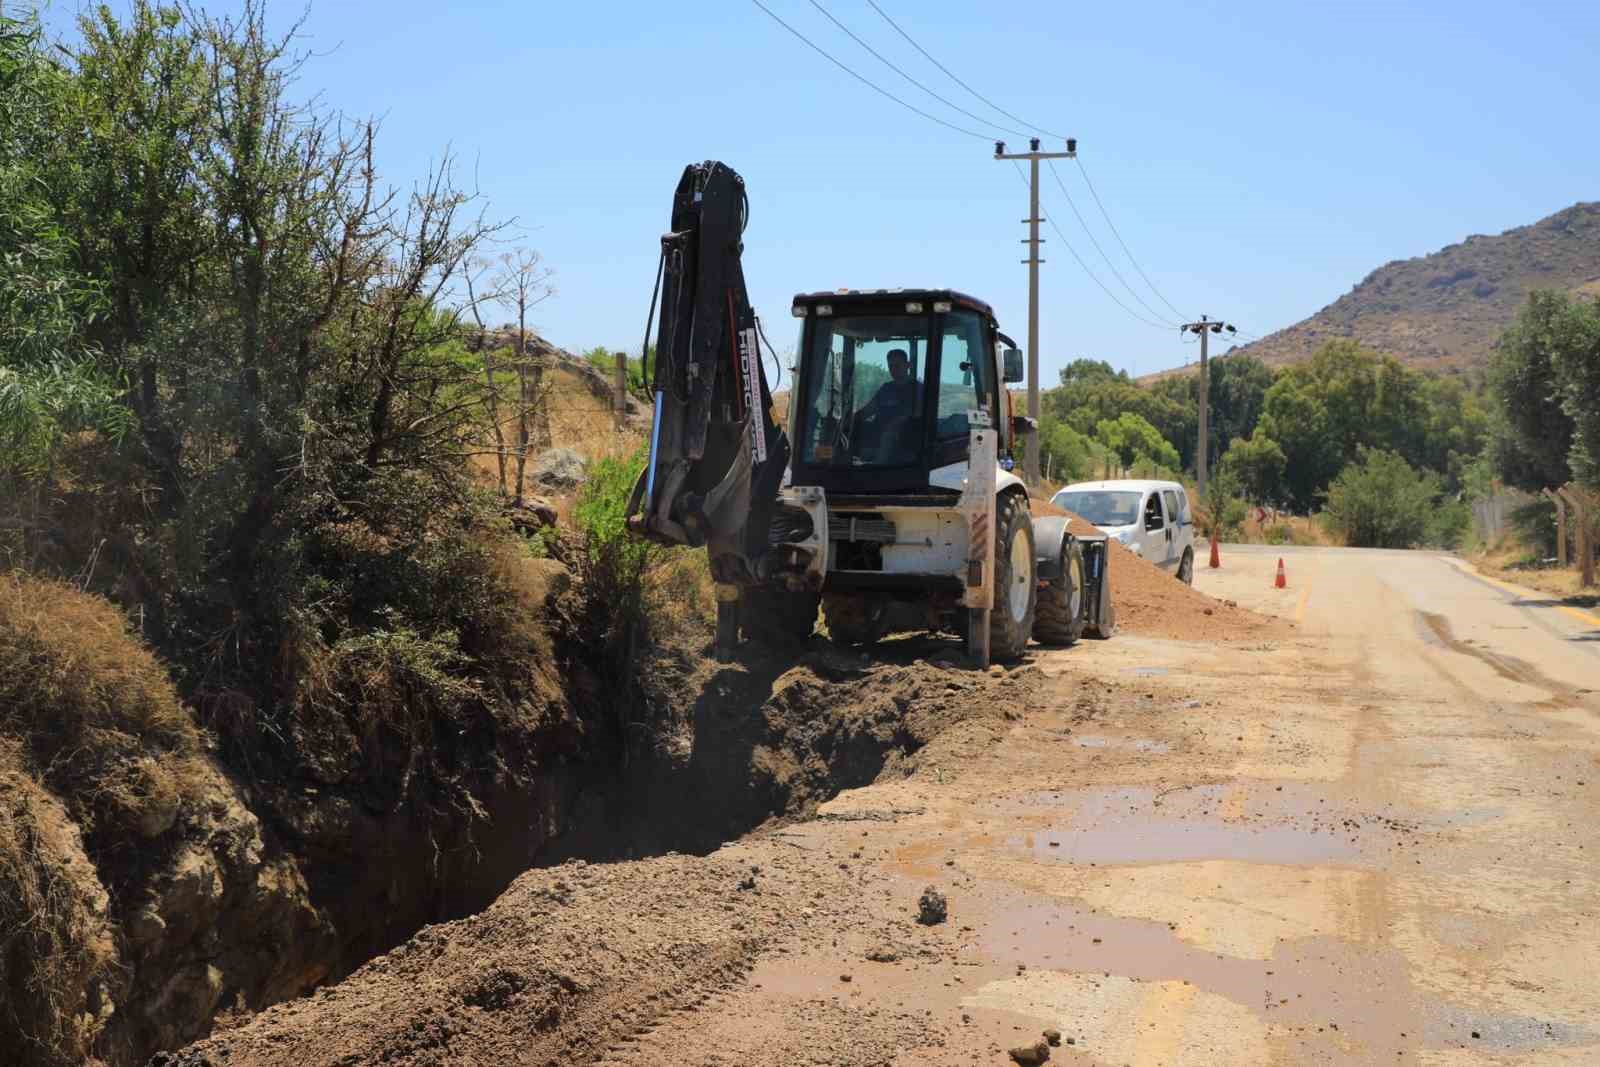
[627,161,787,585]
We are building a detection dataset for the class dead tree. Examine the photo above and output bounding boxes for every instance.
[464,259,510,497]
[492,249,554,506]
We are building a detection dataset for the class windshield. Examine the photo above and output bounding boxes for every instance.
[1054,490,1142,527]
[800,314,928,468]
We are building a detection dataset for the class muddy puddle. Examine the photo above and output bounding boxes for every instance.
[972,890,1596,1056]
[990,783,1487,869]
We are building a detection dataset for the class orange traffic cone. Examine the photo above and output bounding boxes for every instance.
[1208,531,1220,569]
[1274,557,1287,589]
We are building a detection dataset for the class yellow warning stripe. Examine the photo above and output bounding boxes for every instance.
[1452,560,1600,629]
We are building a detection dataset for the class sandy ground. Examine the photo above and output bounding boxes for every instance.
[167,545,1600,1066]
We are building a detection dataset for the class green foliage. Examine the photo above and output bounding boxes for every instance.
[583,345,648,395]
[1047,361,1191,467]
[1547,299,1600,487]
[1487,291,1581,490]
[1094,411,1179,471]
[0,14,128,472]
[1037,415,1101,483]
[1218,431,1286,505]
[1322,449,1443,548]
[1257,340,1435,510]
[572,451,660,661]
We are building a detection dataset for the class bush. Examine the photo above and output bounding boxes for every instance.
[1322,450,1441,548]
[0,573,204,842]
[0,749,118,1067]
[571,451,660,661]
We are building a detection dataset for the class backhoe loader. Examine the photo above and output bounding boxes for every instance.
[626,161,1114,664]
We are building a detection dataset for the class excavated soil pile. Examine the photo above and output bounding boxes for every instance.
[1030,496,1279,642]
[160,657,1048,1067]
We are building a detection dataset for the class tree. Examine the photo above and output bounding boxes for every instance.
[0,14,129,475]
[1548,298,1600,488]
[1322,449,1441,548]
[1487,291,1580,490]
[492,249,555,505]
[1219,432,1286,504]
[1095,411,1179,472]
[1257,339,1429,510]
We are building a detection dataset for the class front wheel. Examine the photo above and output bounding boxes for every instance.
[1177,547,1194,585]
[1034,540,1087,646]
[988,493,1037,662]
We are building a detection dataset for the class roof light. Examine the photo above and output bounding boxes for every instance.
[791,305,807,317]
[905,301,924,313]
[933,300,952,313]
[815,304,833,317]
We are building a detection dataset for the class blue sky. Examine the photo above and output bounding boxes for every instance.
[42,0,1600,383]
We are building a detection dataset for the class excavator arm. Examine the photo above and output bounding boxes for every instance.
[627,161,787,585]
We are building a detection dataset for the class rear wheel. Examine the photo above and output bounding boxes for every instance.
[1177,547,1194,585]
[823,594,890,646]
[741,589,820,647]
[1034,540,1087,646]
[988,493,1037,662]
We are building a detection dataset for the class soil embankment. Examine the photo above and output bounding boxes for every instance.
[157,649,1049,1065]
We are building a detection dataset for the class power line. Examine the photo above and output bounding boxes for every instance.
[864,0,1065,141]
[1045,159,1178,327]
[1012,162,1169,331]
[802,0,1028,139]
[746,0,990,141]
[1074,156,1190,322]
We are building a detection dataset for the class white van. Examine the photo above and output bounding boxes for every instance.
[1051,479,1197,584]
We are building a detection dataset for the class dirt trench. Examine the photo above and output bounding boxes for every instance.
[155,637,1046,1066]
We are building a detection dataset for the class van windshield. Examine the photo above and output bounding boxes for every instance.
[1054,490,1141,527]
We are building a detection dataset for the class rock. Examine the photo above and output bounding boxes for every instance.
[839,973,852,983]
[916,886,948,926]
[507,496,559,532]
[1009,1040,1051,1064]
[1043,1028,1062,1046]
[531,447,587,489]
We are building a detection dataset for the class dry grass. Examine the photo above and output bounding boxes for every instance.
[0,744,118,1066]
[1473,536,1596,601]
[0,573,206,841]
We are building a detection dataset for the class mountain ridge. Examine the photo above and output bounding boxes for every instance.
[1165,201,1600,378]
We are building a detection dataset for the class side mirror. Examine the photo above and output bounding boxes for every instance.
[1002,348,1024,383]
[1010,414,1037,437]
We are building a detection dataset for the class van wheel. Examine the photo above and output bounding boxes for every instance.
[823,594,890,646]
[742,589,820,647]
[988,493,1037,662]
[1177,547,1194,585]
[1034,540,1087,646]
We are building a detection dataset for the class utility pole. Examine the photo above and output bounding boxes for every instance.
[994,137,1076,485]
[1180,316,1236,497]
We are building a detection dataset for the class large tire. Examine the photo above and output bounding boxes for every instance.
[823,594,890,646]
[1034,540,1087,646]
[1176,547,1194,585]
[741,588,820,647]
[988,492,1037,662]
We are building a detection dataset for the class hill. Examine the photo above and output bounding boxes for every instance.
[1175,201,1600,377]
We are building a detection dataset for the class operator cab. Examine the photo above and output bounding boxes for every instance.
[788,289,1024,494]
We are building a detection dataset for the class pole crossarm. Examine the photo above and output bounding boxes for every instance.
[1178,317,1237,497]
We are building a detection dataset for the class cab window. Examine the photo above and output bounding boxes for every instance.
[1162,490,1182,525]
[1144,492,1166,530]
[934,310,990,440]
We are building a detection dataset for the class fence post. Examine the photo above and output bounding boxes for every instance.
[1542,487,1567,566]
[1559,485,1594,588]
[613,351,626,431]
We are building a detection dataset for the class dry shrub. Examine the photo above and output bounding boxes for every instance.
[0,744,118,1066]
[0,573,205,843]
